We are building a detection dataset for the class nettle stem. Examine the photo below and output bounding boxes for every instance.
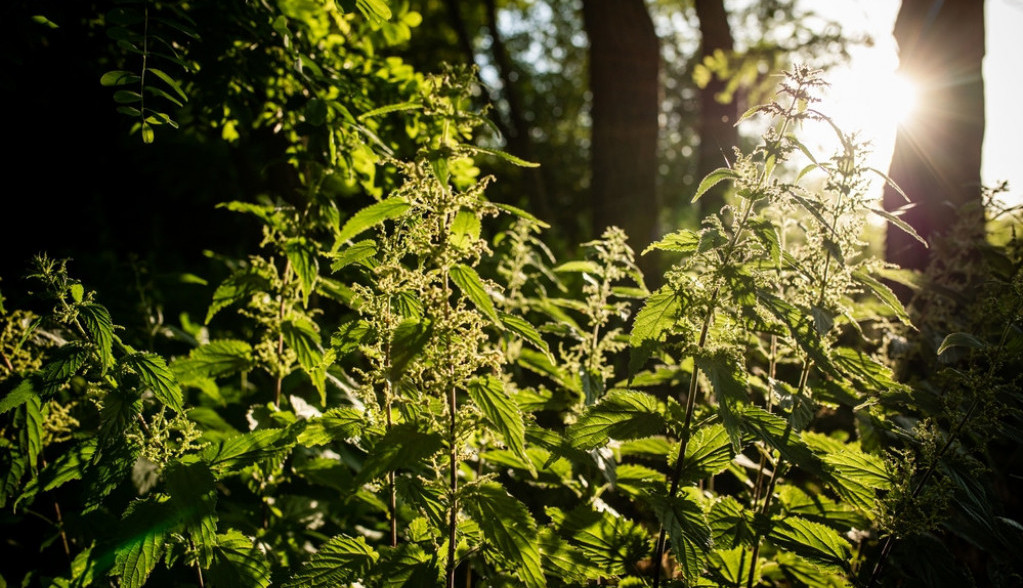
[274,259,293,409]
[442,266,459,588]
[652,192,758,587]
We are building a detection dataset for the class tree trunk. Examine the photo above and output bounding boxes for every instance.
[582,0,661,261]
[694,0,738,218]
[884,0,986,271]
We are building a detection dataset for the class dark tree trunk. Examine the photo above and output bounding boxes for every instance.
[694,0,738,217]
[884,0,986,270]
[582,0,661,260]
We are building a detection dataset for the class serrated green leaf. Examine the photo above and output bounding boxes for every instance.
[359,101,421,120]
[708,496,754,548]
[567,389,665,450]
[79,303,115,374]
[337,197,409,244]
[650,489,713,582]
[556,506,648,578]
[740,405,821,475]
[208,530,271,588]
[205,267,271,323]
[283,534,378,587]
[750,219,781,269]
[284,239,319,306]
[0,378,36,414]
[356,424,442,483]
[282,316,323,380]
[473,145,540,167]
[629,285,683,373]
[450,209,482,250]
[694,351,747,450]
[123,353,182,413]
[112,499,173,588]
[769,516,851,568]
[464,481,545,587]
[852,269,910,325]
[692,167,739,203]
[468,376,528,465]
[42,343,91,392]
[331,319,375,356]
[869,207,927,246]
[820,446,891,511]
[174,339,253,380]
[499,311,552,361]
[298,406,365,446]
[679,424,734,482]
[203,429,294,471]
[493,202,550,228]
[331,239,377,271]
[644,229,700,256]
[449,264,501,325]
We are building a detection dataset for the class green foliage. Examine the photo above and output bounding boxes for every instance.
[3,6,1021,586]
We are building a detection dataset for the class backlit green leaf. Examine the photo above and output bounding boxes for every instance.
[449,264,501,325]
[568,389,664,450]
[464,481,545,587]
[282,534,379,587]
[284,238,319,306]
[337,197,409,244]
[122,353,182,413]
[356,424,442,483]
[468,376,528,465]
[79,303,115,374]
[692,167,739,203]
[331,239,377,271]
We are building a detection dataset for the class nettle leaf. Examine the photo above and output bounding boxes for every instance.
[122,353,183,413]
[390,318,433,380]
[650,489,713,582]
[331,239,377,271]
[112,498,174,588]
[450,209,482,250]
[568,389,665,450]
[17,439,97,508]
[297,406,365,446]
[79,303,115,374]
[937,332,987,356]
[82,439,138,513]
[174,339,253,380]
[165,460,218,567]
[337,196,409,244]
[208,529,271,588]
[852,269,910,325]
[203,428,294,471]
[356,423,442,484]
[831,347,900,396]
[869,206,927,246]
[42,342,91,392]
[679,424,734,483]
[464,481,545,588]
[282,317,326,393]
[499,311,553,361]
[284,238,319,306]
[768,516,852,570]
[553,260,602,274]
[449,264,501,325]
[467,376,528,465]
[0,378,37,414]
[819,445,891,511]
[206,267,271,323]
[692,167,739,203]
[708,496,754,549]
[740,405,821,475]
[644,229,700,256]
[282,534,379,588]
[332,319,375,356]
[694,351,747,450]
[629,285,684,372]
[493,202,550,228]
[556,506,649,577]
[20,394,44,467]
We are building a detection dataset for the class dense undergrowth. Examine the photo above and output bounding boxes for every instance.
[2,3,1023,587]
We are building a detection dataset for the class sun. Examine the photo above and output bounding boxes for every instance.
[885,72,919,125]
